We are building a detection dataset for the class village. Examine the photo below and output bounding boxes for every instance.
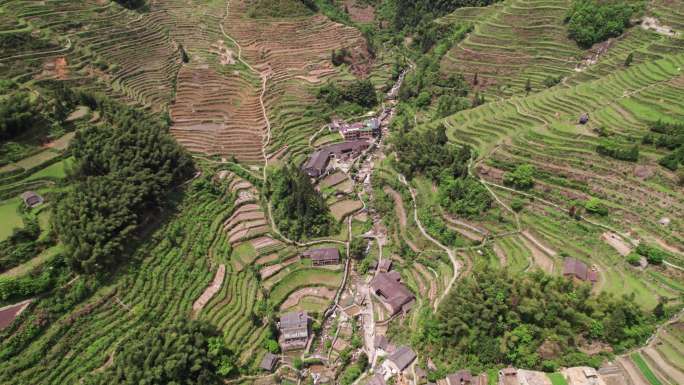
[248,70,610,385]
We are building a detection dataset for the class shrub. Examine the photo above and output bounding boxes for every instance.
[635,243,666,265]
[584,197,608,216]
[511,198,525,212]
[543,75,563,88]
[596,140,639,162]
[439,177,492,217]
[626,253,641,266]
[503,164,536,190]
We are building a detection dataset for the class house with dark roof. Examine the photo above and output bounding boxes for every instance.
[370,272,415,316]
[579,113,589,124]
[563,257,597,284]
[302,248,340,266]
[377,259,392,273]
[259,353,279,372]
[278,311,309,351]
[374,334,396,356]
[20,191,44,208]
[302,140,370,178]
[444,370,488,385]
[498,367,519,385]
[382,345,416,377]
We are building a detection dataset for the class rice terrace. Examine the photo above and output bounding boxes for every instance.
[0,0,683,384]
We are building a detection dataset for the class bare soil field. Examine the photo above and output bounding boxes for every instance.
[330,199,363,221]
[0,300,32,330]
[343,0,375,23]
[617,357,650,385]
[279,286,336,310]
[521,230,556,273]
[602,232,633,256]
[192,264,226,313]
[260,258,297,280]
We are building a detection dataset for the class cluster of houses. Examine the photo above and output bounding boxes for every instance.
[329,117,382,141]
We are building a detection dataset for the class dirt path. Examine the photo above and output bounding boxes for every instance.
[383,185,420,252]
[493,243,508,266]
[398,174,461,310]
[617,357,650,385]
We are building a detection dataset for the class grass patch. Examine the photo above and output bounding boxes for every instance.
[25,156,73,181]
[269,268,342,306]
[547,373,568,385]
[233,242,257,265]
[0,197,23,241]
[631,352,664,385]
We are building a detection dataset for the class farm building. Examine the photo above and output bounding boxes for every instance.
[563,258,597,283]
[378,259,392,273]
[302,140,370,178]
[302,247,340,266]
[259,353,279,372]
[382,345,416,378]
[20,191,44,208]
[498,367,519,385]
[278,311,309,351]
[374,334,396,356]
[442,370,488,385]
[579,113,589,124]
[370,271,415,316]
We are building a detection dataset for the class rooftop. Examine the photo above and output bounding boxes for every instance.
[563,258,597,282]
[259,353,278,371]
[370,272,414,315]
[302,247,340,263]
[386,345,416,371]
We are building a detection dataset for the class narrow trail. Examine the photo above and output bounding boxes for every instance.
[397,174,460,310]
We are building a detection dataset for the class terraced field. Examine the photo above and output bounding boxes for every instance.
[430,22,684,309]
[440,0,684,97]
[222,0,372,160]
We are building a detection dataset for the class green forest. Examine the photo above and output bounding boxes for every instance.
[401,267,655,374]
[84,320,234,385]
[565,0,639,47]
[53,100,193,273]
[267,164,337,241]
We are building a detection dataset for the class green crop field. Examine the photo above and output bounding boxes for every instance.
[547,373,568,385]
[631,353,664,385]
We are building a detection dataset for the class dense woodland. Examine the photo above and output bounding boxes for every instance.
[267,164,337,241]
[53,98,193,273]
[565,0,639,47]
[390,123,470,181]
[404,267,654,374]
[84,320,234,384]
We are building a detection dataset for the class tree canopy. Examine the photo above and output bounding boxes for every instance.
[566,0,638,48]
[268,164,337,241]
[85,320,233,385]
[391,123,471,181]
[412,266,653,371]
[53,99,194,273]
[438,176,492,218]
[317,79,378,109]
